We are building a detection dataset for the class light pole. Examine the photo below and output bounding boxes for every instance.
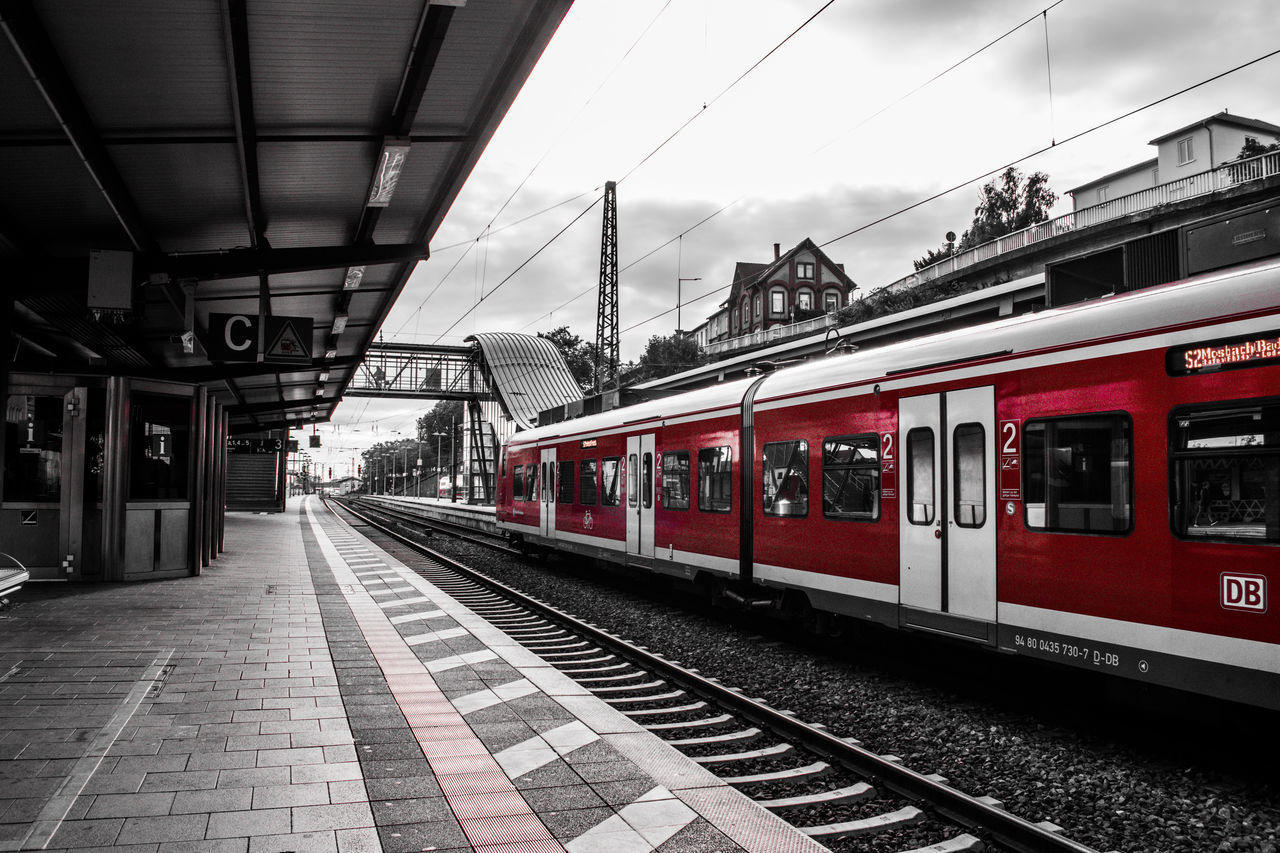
[415,440,423,497]
[386,454,394,496]
[677,276,700,334]
[450,417,458,503]
[432,432,445,498]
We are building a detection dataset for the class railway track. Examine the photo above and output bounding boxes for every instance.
[328,495,1105,853]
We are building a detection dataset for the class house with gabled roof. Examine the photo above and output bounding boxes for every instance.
[711,238,857,342]
[1070,110,1280,209]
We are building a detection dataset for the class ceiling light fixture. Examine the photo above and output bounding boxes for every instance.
[317,370,330,383]
[324,348,337,359]
[331,313,349,335]
[366,137,411,207]
[343,266,365,290]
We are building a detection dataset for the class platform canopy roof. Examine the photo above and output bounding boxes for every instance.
[1,0,571,432]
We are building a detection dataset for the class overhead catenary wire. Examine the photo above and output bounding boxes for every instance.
[512,0,1071,337]
[618,45,1280,338]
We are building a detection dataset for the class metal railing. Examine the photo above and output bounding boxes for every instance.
[703,313,838,357]
[699,149,1280,359]
[895,148,1280,292]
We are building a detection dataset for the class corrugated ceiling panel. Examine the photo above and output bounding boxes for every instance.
[0,147,126,255]
[370,142,459,246]
[258,141,373,247]
[0,35,60,129]
[40,2,233,131]
[414,1,535,129]
[111,144,248,253]
[249,0,419,127]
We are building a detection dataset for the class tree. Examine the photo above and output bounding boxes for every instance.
[538,326,598,392]
[1236,136,1280,159]
[621,334,706,385]
[913,167,1057,269]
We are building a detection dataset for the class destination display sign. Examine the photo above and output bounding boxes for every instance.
[228,437,282,454]
[1168,329,1280,376]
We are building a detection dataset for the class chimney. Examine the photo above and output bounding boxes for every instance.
[773,242,780,260]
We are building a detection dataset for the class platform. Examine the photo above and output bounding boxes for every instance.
[360,495,499,537]
[0,496,825,853]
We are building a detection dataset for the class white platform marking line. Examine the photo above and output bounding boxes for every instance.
[388,610,447,624]
[404,627,470,646]
[377,596,433,609]
[452,678,538,716]
[425,649,498,673]
[3,651,176,853]
[565,786,696,853]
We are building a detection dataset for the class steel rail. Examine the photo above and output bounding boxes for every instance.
[326,495,1101,853]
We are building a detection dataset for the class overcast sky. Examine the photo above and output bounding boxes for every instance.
[308,0,1280,476]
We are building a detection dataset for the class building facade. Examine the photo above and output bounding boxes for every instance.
[1070,111,1280,208]
[713,239,856,343]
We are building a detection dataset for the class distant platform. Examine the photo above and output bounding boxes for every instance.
[358,494,499,537]
[0,496,821,852]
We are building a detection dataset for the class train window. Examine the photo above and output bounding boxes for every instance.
[822,434,879,521]
[513,465,524,501]
[602,457,621,506]
[579,459,599,505]
[763,439,809,517]
[628,453,638,507]
[661,451,691,510]
[1024,414,1131,534]
[525,463,538,502]
[558,460,574,504]
[698,446,732,512]
[642,453,654,509]
[906,428,935,525]
[953,424,985,528]
[1171,399,1279,543]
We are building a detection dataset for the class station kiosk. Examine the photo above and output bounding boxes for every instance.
[2,374,226,582]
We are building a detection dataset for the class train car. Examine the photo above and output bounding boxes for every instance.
[497,258,1280,709]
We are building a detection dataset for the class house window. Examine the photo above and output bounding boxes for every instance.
[1097,185,1109,202]
[753,294,762,319]
[770,288,786,315]
[796,289,814,311]
[796,261,814,279]
[1177,137,1194,165]
[823,289,841,313]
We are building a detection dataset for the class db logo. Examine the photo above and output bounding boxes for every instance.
[1221,573,1267,613]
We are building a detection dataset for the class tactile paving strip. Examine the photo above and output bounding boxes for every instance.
[304,502,564,850]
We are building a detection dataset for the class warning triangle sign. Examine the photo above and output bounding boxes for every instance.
[264,315,313,364]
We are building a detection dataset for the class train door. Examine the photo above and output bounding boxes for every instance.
[899,386,996,630]
[625,434,655,559]
[539,447,556,541]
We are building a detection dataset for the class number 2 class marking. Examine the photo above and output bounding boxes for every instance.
[1002,421,1017,454]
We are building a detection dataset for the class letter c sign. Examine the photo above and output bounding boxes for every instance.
[225,315,253,352]
[208,313,260,362]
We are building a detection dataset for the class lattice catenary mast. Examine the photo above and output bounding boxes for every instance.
[594,180,619,393]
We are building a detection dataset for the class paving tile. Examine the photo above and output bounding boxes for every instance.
[85,792,178,819]
[116,813,210,844]
[289,801,375,832]
[250,781,330,810]
[246,829,337,853]
[170,786,253,815]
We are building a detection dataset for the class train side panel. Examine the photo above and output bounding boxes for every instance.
[749,391,900,625]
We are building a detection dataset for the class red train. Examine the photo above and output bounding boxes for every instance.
[496,259,1280,710]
